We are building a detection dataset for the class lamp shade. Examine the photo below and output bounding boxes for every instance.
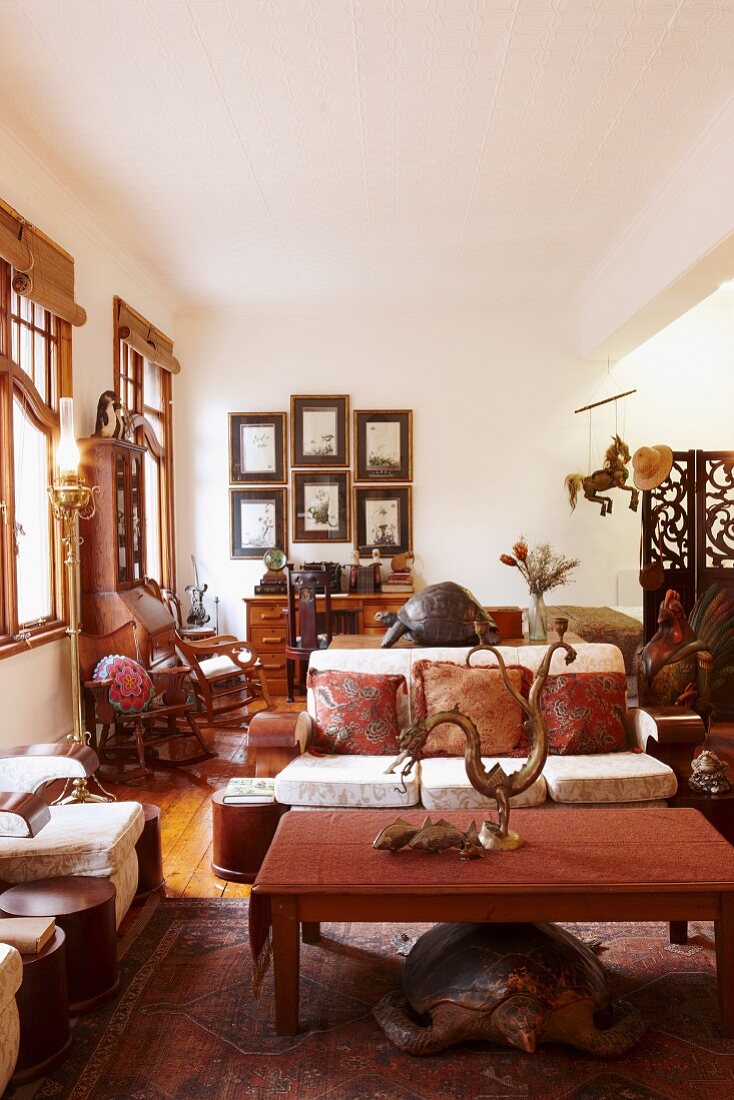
[57,397,80,474]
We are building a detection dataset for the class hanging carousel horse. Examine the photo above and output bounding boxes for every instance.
[564,435,639,517]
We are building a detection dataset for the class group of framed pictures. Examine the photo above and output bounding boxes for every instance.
[229,396,413,559]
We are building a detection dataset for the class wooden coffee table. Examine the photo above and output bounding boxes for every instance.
[252,807,734,1036]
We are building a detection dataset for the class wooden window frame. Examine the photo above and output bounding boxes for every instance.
[114,317,176,591]
[0,259,72,659]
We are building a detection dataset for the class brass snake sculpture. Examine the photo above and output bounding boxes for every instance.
[386,639,577,850]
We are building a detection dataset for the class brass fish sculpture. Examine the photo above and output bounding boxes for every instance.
[410,819,483,859]
[373,817,427,852]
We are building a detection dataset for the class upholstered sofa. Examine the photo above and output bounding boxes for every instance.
[0,744,145,927]
[250,643,703,811]
[0,941,21,1092]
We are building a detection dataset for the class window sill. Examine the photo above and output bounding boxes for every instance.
[0,623,69,662]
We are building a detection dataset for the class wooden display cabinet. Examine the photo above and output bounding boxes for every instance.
[79,437,176,669]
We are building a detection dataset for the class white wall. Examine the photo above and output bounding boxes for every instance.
[173,308,629,637]
[0,124,175,747]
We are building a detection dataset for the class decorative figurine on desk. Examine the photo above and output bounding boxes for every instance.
[375,581,498,648]
[255,547,288,595]
[185,555,211,625]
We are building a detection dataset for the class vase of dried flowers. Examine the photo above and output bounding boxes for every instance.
[500,539,580,643]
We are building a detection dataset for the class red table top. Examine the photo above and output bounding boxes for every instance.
[253,808,734,895]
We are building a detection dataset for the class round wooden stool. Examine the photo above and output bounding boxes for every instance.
[134,802,165,900]
[11,929,72,1085]
[0,876,119,1014]
[211,791,282,883]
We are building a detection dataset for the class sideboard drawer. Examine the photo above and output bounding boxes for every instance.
[249,603,286,627]
[250,625,287,650]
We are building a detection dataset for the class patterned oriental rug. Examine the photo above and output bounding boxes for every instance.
[8,897,734,1100]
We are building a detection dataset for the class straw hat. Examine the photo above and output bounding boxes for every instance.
[632,444,673,490]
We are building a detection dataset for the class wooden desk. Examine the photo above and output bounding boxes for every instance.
[252,807,734,1036]
[243,593,407,696]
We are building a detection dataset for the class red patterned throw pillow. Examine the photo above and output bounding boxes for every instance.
[540,671,628,755]
[307,669,406,754]
[412,661,533,757]
[93,654,155,715]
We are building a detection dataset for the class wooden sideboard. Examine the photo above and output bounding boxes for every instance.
[243,593,407,697]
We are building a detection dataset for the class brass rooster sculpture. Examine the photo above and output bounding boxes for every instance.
[638,585,734,731]
[387,640,577,850]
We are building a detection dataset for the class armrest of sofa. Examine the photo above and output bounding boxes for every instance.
[247,711,312,777]
[626,706,705,778]
[0,791,51,838]
[0,742,99,794]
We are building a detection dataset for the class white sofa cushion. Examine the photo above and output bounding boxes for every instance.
[275,752,420,808]
[542,753,677,804]
[422,761,548,814]
[420,757,547,811]
[0,801,144,883]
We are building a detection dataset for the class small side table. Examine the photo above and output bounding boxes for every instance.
[211,792,283,883]
[0,876,118,1014]
[11,928,72,1085]
[670,788,734,845]
[134,802,165,900]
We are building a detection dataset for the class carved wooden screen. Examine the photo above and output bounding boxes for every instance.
[642,450,695,640]
[643,449,734,717]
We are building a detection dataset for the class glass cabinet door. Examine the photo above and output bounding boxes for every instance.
[116,454,128,584]
[130,454,144,583]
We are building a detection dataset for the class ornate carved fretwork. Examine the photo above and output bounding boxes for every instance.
[700,457,734,570]
[648,454,692,572]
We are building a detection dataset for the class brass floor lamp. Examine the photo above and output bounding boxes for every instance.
[49,397,112,804]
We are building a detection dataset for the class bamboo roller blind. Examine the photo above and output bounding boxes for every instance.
[116,298,180,374]
[0,198,87,326]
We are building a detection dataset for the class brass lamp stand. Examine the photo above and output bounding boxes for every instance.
[49,399,111,804]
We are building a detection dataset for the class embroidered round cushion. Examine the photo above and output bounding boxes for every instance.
[93,654,155,714]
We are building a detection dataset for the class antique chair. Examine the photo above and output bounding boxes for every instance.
[174,633,272,726]
[283,565,336,702]
[80,621,213,779]
[0,743,145,928]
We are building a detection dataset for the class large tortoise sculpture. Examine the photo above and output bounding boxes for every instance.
[373,921,646,1056]
[375,581,499,648]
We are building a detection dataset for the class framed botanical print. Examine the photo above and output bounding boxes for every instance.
[230,488,287,559]
[293,471,350,542]
[291,395,349,467]
[355,486,412,555]
[354,409,412,481]
[229,412,287,484]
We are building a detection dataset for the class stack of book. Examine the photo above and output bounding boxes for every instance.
[383,570,414,595]
[222,777,276,805]
[0,916,56,954]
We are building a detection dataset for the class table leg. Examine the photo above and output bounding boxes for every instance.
[302,922,321,945]
[715,894,734,1037]
[669,920,688,945]
[272,896,300,1035]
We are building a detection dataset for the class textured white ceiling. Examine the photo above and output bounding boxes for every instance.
[1,0,734,310]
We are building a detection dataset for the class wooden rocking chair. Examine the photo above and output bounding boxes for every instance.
[174,633,273,727]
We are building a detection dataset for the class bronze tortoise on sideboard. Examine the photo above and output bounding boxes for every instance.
[375,581,499,648]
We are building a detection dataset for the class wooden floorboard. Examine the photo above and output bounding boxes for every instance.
[92,701,734,904]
